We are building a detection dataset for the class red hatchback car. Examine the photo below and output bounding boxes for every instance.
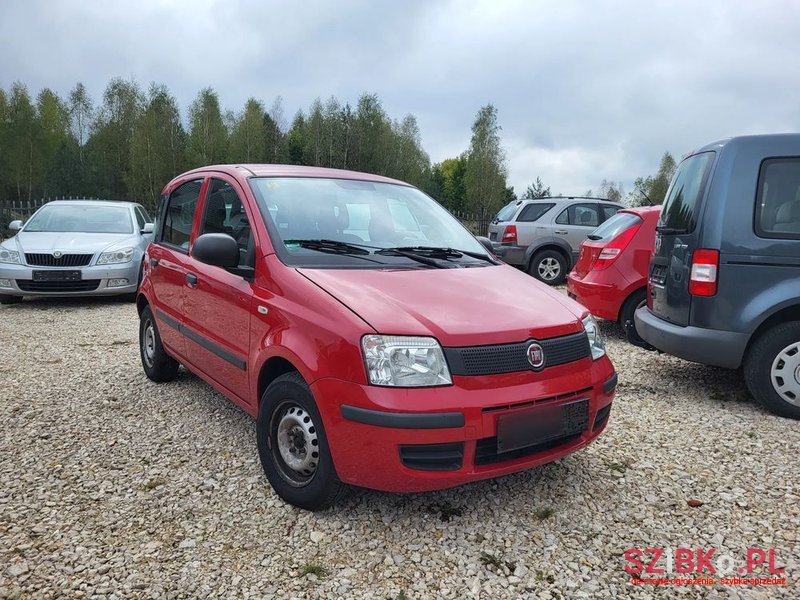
[567,206,660,343]
[137,165,617,509]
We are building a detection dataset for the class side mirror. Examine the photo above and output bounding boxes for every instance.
[9,220,23,231]
[475,235,496,256]
[141,223,154,234]
[192,233,239,268]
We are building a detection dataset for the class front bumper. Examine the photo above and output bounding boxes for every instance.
[0,262,140,297]
[312,357,616,492]
[634,306,748,369]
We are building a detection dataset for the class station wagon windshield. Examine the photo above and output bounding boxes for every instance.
[24,205,133,234]
[249,177,489,268]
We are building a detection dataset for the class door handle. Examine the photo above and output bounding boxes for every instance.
[149,258,159,268]
[186,273,198,286]
[555,230,568,235]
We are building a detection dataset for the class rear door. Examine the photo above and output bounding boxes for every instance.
[148,179,204,358]
[515,202,555,246]
[648,152,715,325]
[553,202,601,257]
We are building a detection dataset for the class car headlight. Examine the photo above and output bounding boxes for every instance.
[582,314,606,360]
[0,248,21,264]
[97,247,134,265]
[362,335,452,387]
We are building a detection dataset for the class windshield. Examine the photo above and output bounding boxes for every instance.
[25,204,133,234]
[494,201,518,222]
[589,212,642,241]
[659,152,715,232]
[250,177,488,267]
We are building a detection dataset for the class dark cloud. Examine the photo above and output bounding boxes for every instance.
[2,0,798,197]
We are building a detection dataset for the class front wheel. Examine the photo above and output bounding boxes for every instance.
[529,250,567,285]
[256,372,346,510]
[744,321,800,419]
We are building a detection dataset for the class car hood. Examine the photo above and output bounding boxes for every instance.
[10,231,138,254]
[297,264,587,346]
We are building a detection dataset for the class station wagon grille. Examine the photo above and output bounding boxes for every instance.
[443,331,591,376]
[25,253,93,267]
[17,280,100,292]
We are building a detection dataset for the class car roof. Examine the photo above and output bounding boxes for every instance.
[517,196,620,204]
[691,133,800,156]
[44,200,138,208]
[178,164,412,186]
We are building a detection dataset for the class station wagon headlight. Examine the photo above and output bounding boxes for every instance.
[97,247,134,265]
[362,335,452,387]
[0,248,21,264]
[582,314,606,360]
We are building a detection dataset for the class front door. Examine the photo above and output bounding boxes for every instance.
[554,202,601,260]
[182,177,256,405]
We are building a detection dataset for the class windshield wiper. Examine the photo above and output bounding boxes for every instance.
[655,226,688,235]
[284,238,371,255]
[377,246,495,264]
[374,247,449,269]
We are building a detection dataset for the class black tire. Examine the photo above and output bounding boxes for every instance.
[744,321,800,419]
[139,305,179,382]
[620,289,647,346]
[257,371,347,510]
[528,250,567,285]
[0,294,22,305]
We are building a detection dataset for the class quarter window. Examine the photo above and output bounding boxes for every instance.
[517,203,554,222]
[756,158,800,238]
[602,205,619,221]
[161,179,202,250]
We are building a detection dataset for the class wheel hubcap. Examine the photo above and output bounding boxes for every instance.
[274,403,319,485]
[143,320,156,368]
[538,257,561,280]
[770,342,800,407]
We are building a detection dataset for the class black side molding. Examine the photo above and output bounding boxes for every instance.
[340,405,465,429]
[155,309,246,371]
[603,372,618,395]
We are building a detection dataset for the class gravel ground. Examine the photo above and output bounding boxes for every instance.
[1,296,798,599]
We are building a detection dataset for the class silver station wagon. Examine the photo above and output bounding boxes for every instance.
[0,200,153,303]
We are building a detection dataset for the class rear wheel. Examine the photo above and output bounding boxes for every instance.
[0,294,22,305]
[256,372,346,510]
[529,250,567,285]
[620,289,647,346]
[139,305,179,382]
[744,321,800,419]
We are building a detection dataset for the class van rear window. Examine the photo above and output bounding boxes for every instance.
[755,158,800,239]
[659,152,714,233]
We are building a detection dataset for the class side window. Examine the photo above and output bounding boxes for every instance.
[517,203,555,222]
[200,178,254,268]
[570,203,600,227]
[133,207,145,230]
[555,208,569,225]
[756,158,800,238]
[138,205,151,223]
[161,179,202,250]
[602,205,619,222]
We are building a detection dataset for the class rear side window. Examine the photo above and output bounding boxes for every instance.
[161,179,202,250]
[589,212,642,241]
[517,203,554,222]
[602,205,619,221]
[659,152,714,232]
[556,203,600,227]
[755,158,800,239]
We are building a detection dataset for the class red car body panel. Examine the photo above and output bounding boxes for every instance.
[139,165,617,493]
[567,207,660,322]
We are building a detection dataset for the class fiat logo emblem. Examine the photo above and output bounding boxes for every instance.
[53,251,63,258]
[527,342,545,369]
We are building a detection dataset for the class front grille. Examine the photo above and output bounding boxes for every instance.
[444,331,590,376]
[17,280,100,292]
[399,442,464,471]
[482,387,593,414]
[25,253,93,267]
[594,403,612,430]
[475,433,581,466]
[649,264,667,285]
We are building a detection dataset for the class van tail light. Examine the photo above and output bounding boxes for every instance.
[592,223,641,270]
[689,249,720,296]
[501,225,517,243]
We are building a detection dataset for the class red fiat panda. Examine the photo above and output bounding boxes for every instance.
[137,165,616,510]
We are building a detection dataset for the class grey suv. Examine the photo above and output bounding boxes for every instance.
[488,197,623,284]
[635,133,800,419]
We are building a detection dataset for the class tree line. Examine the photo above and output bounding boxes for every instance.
[0,78,513,216]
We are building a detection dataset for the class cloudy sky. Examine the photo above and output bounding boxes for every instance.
[1,0,798,197]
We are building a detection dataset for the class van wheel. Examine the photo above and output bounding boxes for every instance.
[139,306,179,382]
[529,250,567,285]
[744,321,800,419]
[620,289,647,346]
[0,294,22,305]
[256,372,347,510]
